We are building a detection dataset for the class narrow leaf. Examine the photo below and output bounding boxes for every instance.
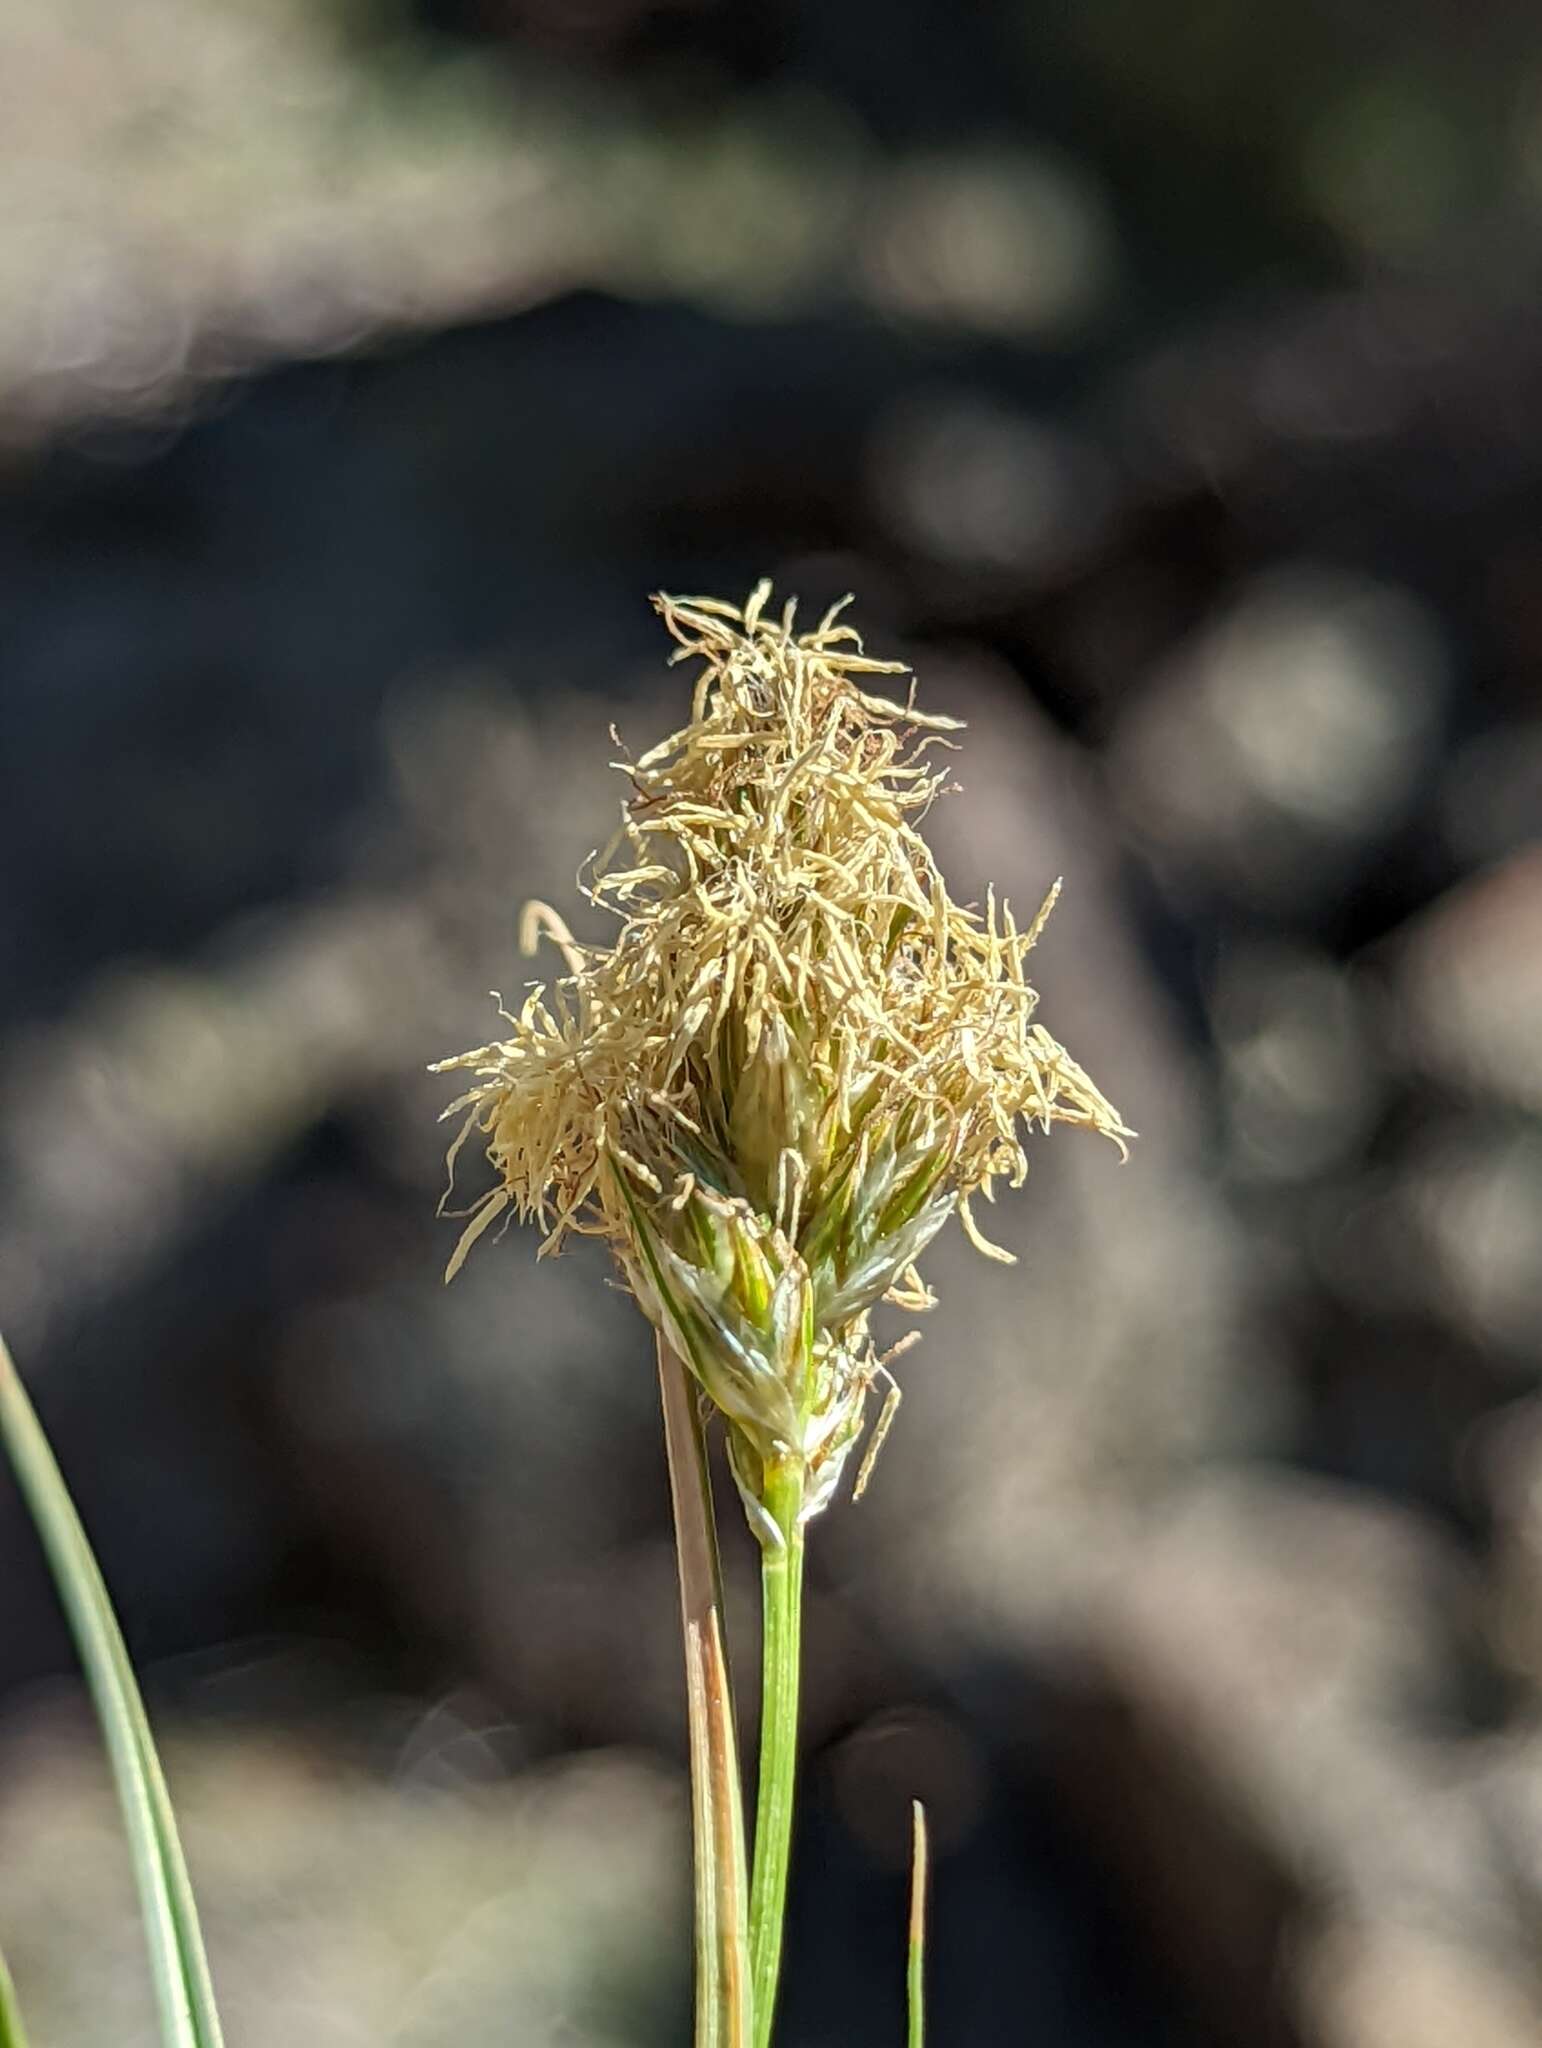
[0,1943,31,2048]
[0,1333,225,2048]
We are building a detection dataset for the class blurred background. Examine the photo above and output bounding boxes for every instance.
[3,1,1542,2041]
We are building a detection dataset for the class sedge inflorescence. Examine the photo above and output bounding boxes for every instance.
[434,582,1130,1541]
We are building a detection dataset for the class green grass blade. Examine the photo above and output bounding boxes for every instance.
[0,1942,31,2048]
[907,1800,928,2048]
[0,1333,225,2048]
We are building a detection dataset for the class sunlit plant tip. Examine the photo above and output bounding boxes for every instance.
[434,582,1131,1537]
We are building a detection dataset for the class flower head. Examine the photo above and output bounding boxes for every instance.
[434,582,1130,1538]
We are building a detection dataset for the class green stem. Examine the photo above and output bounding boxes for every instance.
[657,1339,753,2048]
[748,1458,805,2048]
[907,1801,928,2048]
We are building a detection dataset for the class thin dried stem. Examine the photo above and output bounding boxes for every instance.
[657,1336,753,2048]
